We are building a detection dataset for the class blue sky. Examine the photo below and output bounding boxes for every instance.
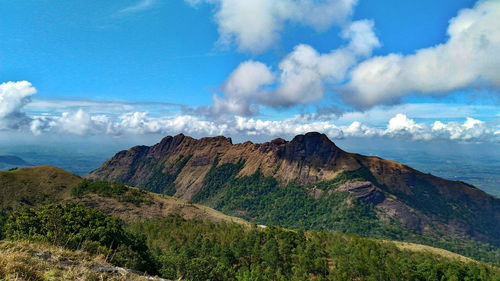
[0,0,499,143]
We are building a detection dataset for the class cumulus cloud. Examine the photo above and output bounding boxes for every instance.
[384,114,433,140]
[0,81,37,130]
[432,117,491,142]
[271,20,379,106]
[343,0,500,108]
[210,61,274,116]
[211,20,379,115]
[187,0,357,53]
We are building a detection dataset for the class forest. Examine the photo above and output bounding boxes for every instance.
[1,203,499,280]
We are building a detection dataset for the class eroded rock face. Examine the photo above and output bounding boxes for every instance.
[87,132,357,197]
[337,181,386,206]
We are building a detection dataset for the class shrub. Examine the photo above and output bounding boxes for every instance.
[0,210,7,239]
[4,203,157,274]
[72,179,150,205]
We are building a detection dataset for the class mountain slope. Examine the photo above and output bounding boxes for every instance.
[0,166,249,226]
[0,165,80,209]
[87,133,500,253]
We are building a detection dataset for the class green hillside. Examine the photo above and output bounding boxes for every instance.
[1,165,499,280]
[2,203,499,281]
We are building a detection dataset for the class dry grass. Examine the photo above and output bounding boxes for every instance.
[72,192,251,227]
[381,240,474,263]
[0,166,81,210]
[0,241,166,281]
[0,165,250,228]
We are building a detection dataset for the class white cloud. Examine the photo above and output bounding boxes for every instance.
[234,115,344,138]
[117,0,156,15]
[2,80,497,143]
[211,20,379,114]
[211,61,274,116]
[188,0,357,53]
[342,19,381,56]
[343,0,500,108]
[27,108,500,143]
[271,20,379,106]
[0,81,37,130]
[384,113,433,141]
[432,117,490,141]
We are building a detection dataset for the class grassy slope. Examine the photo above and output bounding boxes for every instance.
[0,166,249,227]
[385,240,474,263]
[0,166,80,209]
[0,241,164,281]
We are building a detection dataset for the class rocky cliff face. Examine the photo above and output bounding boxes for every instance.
[88,133,359,198]
[87,132,500,246]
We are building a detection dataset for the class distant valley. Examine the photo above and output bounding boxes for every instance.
[0,155,31,171]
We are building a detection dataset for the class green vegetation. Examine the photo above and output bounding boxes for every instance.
[140,154,193,195]
[0,210,7,239]
[328,235,499,281]
[72,178,151,205]
[217,170,391,236]
[3,203,157,274]
[193,162,500,264]
[195,164,403,237]
[0,199,498,280]
[192,157,245,202]
[130,216,500,281]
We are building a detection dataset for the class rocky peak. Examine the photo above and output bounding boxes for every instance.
[279,132,343,166]
[199,135,233,146]
[150,134,187,157]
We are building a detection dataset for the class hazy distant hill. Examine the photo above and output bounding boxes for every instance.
[87,132,500,261]
[0,155,31,171]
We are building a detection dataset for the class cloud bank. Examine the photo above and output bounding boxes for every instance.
[29,111,499,143]
[1,80,497,143]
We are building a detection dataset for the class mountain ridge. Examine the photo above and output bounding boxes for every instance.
[86,132,500,251]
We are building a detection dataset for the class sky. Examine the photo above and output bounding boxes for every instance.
[1,0,499,143]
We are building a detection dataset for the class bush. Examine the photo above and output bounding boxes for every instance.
[4,203,157,274]
[0,210,7,239]
[72,179,150,205]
